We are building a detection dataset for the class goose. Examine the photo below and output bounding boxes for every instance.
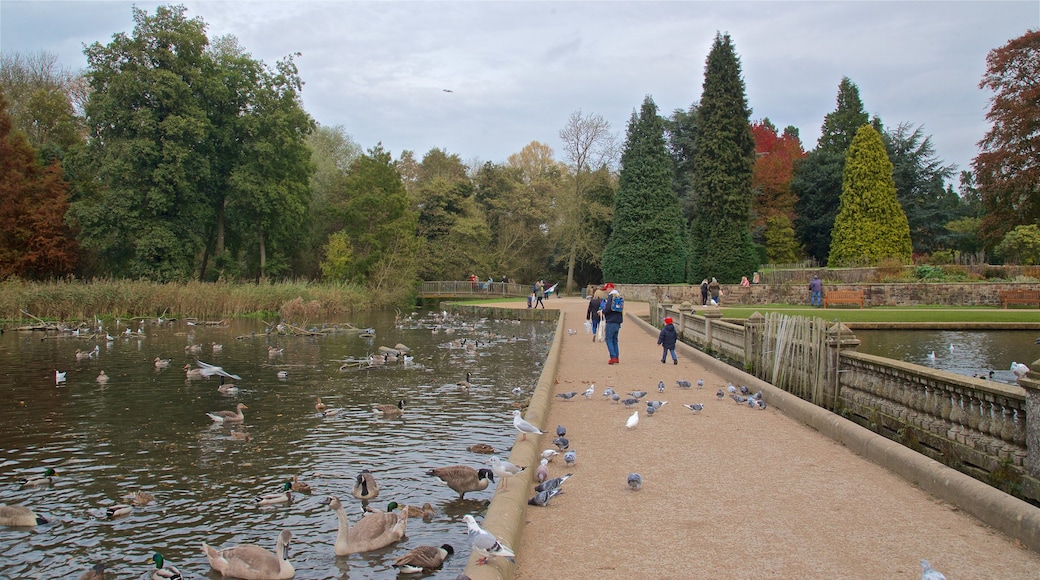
[255,482,293,506]
[387,501,435,521]
[290,475,312,493]
[352,469,380,500]
[78,563,106,580]
[456,372,472,390]
[153,357,171,369]
[392,544,454,574]
[373,399,406,417]
[0,504,48,526]
[149,552,182,580]
[217,377,239,395]
[314,397,326,412]
[19,467,57,486]
[425,465,495,499]
[324,495,407,555]
[207,403,248,423]
[203,528,294,580]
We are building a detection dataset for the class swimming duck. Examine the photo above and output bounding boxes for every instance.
[78,563,106,580]
[96,370,109,383]
[467,443,496,454]
[324,495,406,555]
[149,552,182,580]
[153,357,171,369]
[290,475,312,493]
[352,469,380,500]
[216,377,239,395]
[388,501,435,521]
[105,503,133,518]
[184,364,204,380]
[392,543,454,574]
[0,504,48,526]
[203,528,294,580]
[425,465,495,499]
[456,372,472,390]
[314,397,326,412]
[229,431,252,442]
[126,490,155,506]
[373,399,406,417]
[19,467,57,486]
[268,346,284,357]
[207,403,247,423]
[255,482,293,506]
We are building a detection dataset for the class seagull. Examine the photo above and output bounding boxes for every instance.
[443,88,454,93]
[564,450,576,466]
[535,458,550,483]
[582,384,595,398]
[626,410,639,429]
[1011,361,1030,379]
[553,436,569,451]
[528,487,563,507]
[627,473,642,491]
[556,391,578,401]
[488,456,524,490]
[676,380,692,389]
[195,360,242,381]
[534,473,572,493]
[462,515,515,565]
[55,370,66,384]
[920,559,947,580]
[512,410,544,441]
[683,403,704,413]
[658,381,666,392]
[556,425,567,437]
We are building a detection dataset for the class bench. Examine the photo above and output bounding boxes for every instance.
[823,290,864,308]
[1000,289,1040,309]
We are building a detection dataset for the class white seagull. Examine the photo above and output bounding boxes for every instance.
[626,410,639,429]
[488,456,525,490]
[1011,361,1030,379]
[512,410,545,442]
[195,360,242,381]
[462,515,515,565]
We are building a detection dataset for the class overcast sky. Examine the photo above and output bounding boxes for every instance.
[2,1,1037,178]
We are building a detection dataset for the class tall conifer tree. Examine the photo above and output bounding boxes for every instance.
[601,96,687,283]
[689,32,757,283]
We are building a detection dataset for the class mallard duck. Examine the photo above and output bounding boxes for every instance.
[75,349,93,361]
[314,397,326,412]
[392,544,454,574]
[388,501,435,521]
[290,475,311,493]
[456,372,472,389]
[268,346,284,357]
[467,443,496,454]
[126,490,155,506]
[425,465,495,499]
[211,342,223,353]
[203,528,294,580]
[184,343,202,354]
[149,552,182,580]
[324,495,406,555]
[373,399,406,417]
[255,482,293,506]
[229,431,252,442]
[19,467,57,486]
[0,504,48,526]
[105,503,133,518]
[153,357,171,369]
[78,563,106,580]
[207,403,247,423]
[321,407,342,417]
[352,469,380,500]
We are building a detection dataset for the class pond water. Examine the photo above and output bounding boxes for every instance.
[853,329,1040,385]
[0,310,553,579]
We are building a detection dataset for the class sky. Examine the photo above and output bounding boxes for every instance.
[1,1,1037,179]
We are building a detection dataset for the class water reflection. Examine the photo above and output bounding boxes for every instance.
[853,329,1040,384]
[0,310,552,579]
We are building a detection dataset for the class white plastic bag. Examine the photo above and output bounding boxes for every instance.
[596,321,606,342]
[584,321,592,334]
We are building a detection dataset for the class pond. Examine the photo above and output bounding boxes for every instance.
[853,329,1040,385]
[0,310,553,579]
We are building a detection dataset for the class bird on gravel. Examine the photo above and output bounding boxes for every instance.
[583,385,595,398]
[621,398,640,407]
[658,381,666,392]
[683,403,704,413]
[627,473,642,491]
[628,391,647,399]
[755,400,768,410]
[626,411,639,429]
[556,425,566,437]
[727,383,737,393]
[556,391,578,401]
[602,387,616,399]
[646,405,656,417]
[731,395,748,404]
[611,393,621,403]
[528,487,563,507]
[647,400,667,411]
[535,473,573,494]
[716,389,725,400]
[739,385,750,395]
[553,436,569,451]
[535,459,550,483]
[541,449,559,462]
[564,450,576,466]
[696,379,705,388]
[676,380,692,389]
[920,559,947,580]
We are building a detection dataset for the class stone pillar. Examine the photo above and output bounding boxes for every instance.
[704,309,722,353]
[824,321,861,411]
[1017,359,1040,479]
[744,312,764,376]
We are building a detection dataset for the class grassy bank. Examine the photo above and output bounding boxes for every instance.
[0,279,413,323]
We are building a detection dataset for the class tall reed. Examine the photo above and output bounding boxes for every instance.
[0,279,415,323]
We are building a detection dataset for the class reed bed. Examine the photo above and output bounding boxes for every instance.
[0,279,409,323]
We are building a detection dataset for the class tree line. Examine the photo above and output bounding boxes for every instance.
[1,5,1037,292]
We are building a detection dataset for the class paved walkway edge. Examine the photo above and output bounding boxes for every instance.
[460,307,565,580]
[626,311,1040,553]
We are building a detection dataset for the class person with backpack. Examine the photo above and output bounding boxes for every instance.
[600,283,624,364]
[658,316,678,365]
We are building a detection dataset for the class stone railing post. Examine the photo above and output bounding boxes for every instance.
[824,321,860,411]
[744,312,764,376]
[704,309,722,353]
[1017,359,1040,479]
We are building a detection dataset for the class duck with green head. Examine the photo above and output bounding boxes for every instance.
[19,467,56,487]
[149,552,182,580]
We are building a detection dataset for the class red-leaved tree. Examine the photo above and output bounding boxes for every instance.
[751,120,805,233]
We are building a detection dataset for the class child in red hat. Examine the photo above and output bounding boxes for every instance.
[658,316,678,364]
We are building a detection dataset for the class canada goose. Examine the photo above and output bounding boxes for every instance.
[352,469,380,500]
[290,475,311,493]
[149,552,182,580]
[78,563,106,580]
[217,376,238,395]
[387,501,435,521]
[425,465,495,499]
[207,403,247,423]
[203,528,294,580]
[255,482,293,506]
[324,495,406,555]
[456,372,472,389]
[153,357,171,369]
[373,399,406,417]
[392,543,454,573]
[0,504,48,526]
[314,397,326,412]
[19,467,57,486]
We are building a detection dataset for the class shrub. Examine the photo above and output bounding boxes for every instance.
[929,250,954,265]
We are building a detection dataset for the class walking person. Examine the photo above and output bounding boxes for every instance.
[700,279,709,306]
[658,316,678,365]
[586,290,604,342]
[809,274,823,307]
[708,277,721,306]
[601,283,624,364]
[534,280,546,309]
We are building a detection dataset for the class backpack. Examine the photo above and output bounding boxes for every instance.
[611,294,624,312]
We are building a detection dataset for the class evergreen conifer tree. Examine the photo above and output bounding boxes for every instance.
[689,32,757,283]
[828,125,912,266]
[601,96,687,283]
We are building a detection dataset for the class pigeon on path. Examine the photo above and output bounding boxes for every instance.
[534,473,573,494]
[920,559,947,580]
[528,487,563,507]
[462,515,515,565]
[535,459,549,483]
[676,380,692,389]
[556,391,578,401]
[683,403,704,413]
[564,450,576,466]
[583,384,595,398]
[627,473,642,490]
[658,381,666,392]
[553,436,570,451]
[556,424,566,437]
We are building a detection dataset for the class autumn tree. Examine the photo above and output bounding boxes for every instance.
[828,125,912,266]
[973,29,1040,249]
[751,119,805,261]
[0,88,78,278]
[602,96,687,283]
[689,33,758,283]
[793,77,871,263]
